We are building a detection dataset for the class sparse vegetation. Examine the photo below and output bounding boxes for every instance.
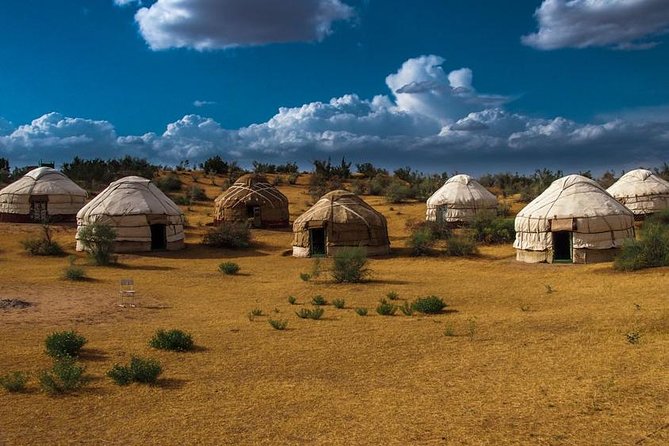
[331,247,370,283]
[39,359,87,394]
[288,295,297,305]
[77,223,117,265]
[248,308,263,321]
[21,223,64,256]
[614,216,669,271]
[311,295,327,306]
[295,307,324,320]
[407,226,436,256]
[268,319,288,330]
[0,371,28,393]
[219,262,241,275]
[444,235,478,257]
[399,301,414,316]
[203,222,251,249]
[469,215,515,244]
[332,298,345,309]
[355,307,368,316]
[411,296,447,314]
[45,331,87,358]
[155,173,183,192]
[376,299,397,316]
[108,356,164,385]
[386,291,399,300]
[149,329,194,352]
[626,331,641,345]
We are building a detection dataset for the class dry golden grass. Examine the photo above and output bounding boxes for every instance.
[0,172,668,445]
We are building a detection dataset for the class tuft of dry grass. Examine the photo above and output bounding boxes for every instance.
[0,173,667,445]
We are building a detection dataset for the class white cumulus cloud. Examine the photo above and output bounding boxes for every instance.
[134,0,354,51]
[523,0,669,50]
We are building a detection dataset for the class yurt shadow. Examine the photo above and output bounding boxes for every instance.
[134,243,271,260]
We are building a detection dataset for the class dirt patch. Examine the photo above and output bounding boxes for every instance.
[0,299,32,309]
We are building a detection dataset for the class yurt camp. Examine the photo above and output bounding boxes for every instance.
[76,176,185,253]
[0,167,87,222]
[214,174,289,228]
[426,174,497,224]
[514,175,635,264]
[292,190,390,257]
[606,169,669,219]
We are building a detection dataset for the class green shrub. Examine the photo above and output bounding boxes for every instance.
[332,298,345,309]
[149,329,194,352]
[45,330,87,358]
[173,195,191,206]
[614,222,669,271]
[155,174,182,192]
[443,324,456,337]
[189,185,208,201]
[218,262,240,275]
[77,223,117,265]
[386,291,399,300]
[39,359,86,394]
[400,301,414,316]
[288,173,299,185]
[287,295,297,305]
[299,273,312,282]
[411,296,447,314]
[0,371,28,392]
[202,222,251,249]
[407,227,436,256]
[385,181,413,203]
[21,238,65,256]
[268,319,288,330]
[106,364,134,386]
[626,331,641,345]
[63,264,86,281]
[470,215,515,244]
[311,295,327,306]
[295,307,324,320]
[355,307,368,316]
[376,299,397,316]
[445,235,478,257]
[129,357,162,384]
[331,247,370,283]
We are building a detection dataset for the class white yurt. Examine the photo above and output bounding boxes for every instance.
[514,174,635,264]
[606,169,669,219]
[426,174,497,224]
[76,176,185,253]
[0,167,87,222]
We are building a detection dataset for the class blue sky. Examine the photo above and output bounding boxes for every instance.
[1,0,668,174]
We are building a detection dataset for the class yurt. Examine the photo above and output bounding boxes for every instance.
[426,174,497,224]
[0,167,87,222]
[514,175,635,264]
[292,190,390,257]
[214,174,289,228]
[606,169,669,219]
[76,176,185,253]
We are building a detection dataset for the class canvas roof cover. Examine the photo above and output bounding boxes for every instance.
[514,174,634,251]
[426,174,497,222]
[0,167,87,215]
[294,190,387,230]
[78,176,183,220]
[215,174,288,211]
[606,169,669,215]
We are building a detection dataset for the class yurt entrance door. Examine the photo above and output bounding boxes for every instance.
[150,224,167,250]
[552,231,572,263]
[247,205,262,228]
[29,196,48,222]
[309,229,326,256]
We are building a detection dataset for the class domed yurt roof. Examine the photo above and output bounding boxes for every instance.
[606,169,669,216]
[294,190,387,228]
[213,174,289,227]
[426,174,497,222]
[0,167,87,199]
[77,176,182,219]
[514,174,635,263]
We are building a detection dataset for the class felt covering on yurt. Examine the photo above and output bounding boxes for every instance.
[76,176,185,253]
[292,190,390,257]
[606,169,669,217]
[426,174,497,223]
[214,174,289,227]
[514,174,635,264]
[0,167,87,222]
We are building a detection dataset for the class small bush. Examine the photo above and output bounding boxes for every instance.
[219,262,241,275]
[287,295,297,305]
[443,324,456,337]
[149,329,194,352]
[77,223,117,265]
[332,298,345,309]
[39,359,86,394]
[399,301,414,316]
[288,173,299,185]
[412,296,447,314]
[407,227,436,256]
[626,331,641,345]
[0,371,28,392]
[129,357,162,384]
[296,307,324,320]
[299,273,312,282]
[21,238,64,256]
[155,174,182,192]
[355,307,368,316]
[385,181,412,203]
[311,295,327,306]
[106,364,134,386]
[63,264,86,281]
[386,291,399,300]
[331,247,370,283]
[470,215,515,244]
[614,223,669,271]
[203,222,251,249]
[445,235,478,257]
[189,185,208,201]
[268,319,288,330]
[45,331,87,358]
[376,299,397,316]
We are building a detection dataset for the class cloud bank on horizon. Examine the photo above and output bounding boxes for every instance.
[1,54,668,173]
